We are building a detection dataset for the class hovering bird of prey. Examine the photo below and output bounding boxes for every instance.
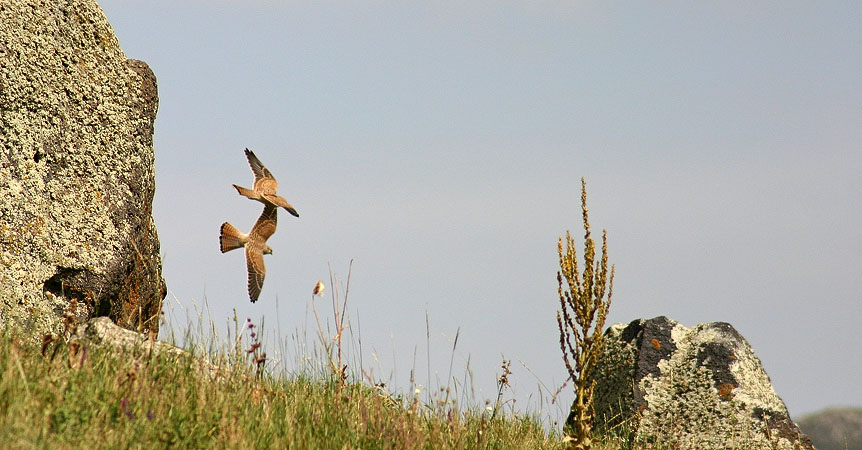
[233,148,300,217]
[219,204,278,302]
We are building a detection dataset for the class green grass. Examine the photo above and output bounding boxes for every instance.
[0,260,641,449]
[0,326,576,449]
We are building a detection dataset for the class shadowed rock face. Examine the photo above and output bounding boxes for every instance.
[579,316,814,450]
[0,0,165,337]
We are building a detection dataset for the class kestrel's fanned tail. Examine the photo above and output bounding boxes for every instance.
[219,222,246,253]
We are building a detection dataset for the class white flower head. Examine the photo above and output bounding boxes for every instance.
[312,280,325,296]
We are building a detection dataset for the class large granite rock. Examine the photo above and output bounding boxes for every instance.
[580,316,813,449]
[0,0,165,337]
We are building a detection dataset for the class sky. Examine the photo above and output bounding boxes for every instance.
[98,0,861,424]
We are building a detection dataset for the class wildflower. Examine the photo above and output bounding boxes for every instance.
[121,397,134,420]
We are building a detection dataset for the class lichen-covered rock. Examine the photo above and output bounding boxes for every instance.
[581,316,814,449]
[0,0,165,338]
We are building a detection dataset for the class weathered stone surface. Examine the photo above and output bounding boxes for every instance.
[798,407,862,450]
[72,317,222,381]
[0,0,165,338]
[582,316,814,449]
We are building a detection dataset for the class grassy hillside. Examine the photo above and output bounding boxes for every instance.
[0,324,577,449]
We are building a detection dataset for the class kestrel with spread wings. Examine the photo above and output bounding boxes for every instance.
[233,148,300,218]
[219,204,278,302]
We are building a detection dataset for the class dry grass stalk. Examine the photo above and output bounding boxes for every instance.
[311,260,353,388]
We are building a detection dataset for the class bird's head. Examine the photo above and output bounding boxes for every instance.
[263,245,273,255]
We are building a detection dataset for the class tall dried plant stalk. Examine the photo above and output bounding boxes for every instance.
[556,178,615,450]
[311,260,353,388]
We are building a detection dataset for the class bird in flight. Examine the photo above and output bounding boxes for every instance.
[233,148,300,217]
[219,203,278,302]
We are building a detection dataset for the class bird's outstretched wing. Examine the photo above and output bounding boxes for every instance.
[250,204,278,242]
[245,148,277,185]
[245,244,266,302]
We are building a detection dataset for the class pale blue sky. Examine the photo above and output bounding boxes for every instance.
[100,1,861,423]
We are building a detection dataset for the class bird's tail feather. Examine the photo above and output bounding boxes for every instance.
[233,184,258,200]
[219,222,246,253]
